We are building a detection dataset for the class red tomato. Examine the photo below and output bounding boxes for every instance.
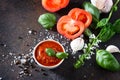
[42,0,70,12]
[57,15,85,39]
[68,8,92,28]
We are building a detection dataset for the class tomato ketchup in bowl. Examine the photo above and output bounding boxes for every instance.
[33,39,65,69]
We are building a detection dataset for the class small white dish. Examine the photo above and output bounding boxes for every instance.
[33,39,65,69]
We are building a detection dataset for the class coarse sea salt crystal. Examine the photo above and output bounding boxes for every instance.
[38,29,71,53]
[9,52,13,56]
[20,59,27,64]
[0,77,2,80]
[28,30,32,34]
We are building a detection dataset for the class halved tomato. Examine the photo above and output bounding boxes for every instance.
[68,8,92,28]
[57,15,85,39]
[42,0,70,12]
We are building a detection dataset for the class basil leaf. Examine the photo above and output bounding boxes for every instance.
[96,50,120,71]
[83,2,100,21]
[56,52,68,59]
[38,13,56,29]
[112,19,120,33]
[45,48,56,56]
[97,18,108,28]
[98,24,115,42]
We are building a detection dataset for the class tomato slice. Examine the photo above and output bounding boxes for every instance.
[42,0,70,12]
[68,8,92,28]
[57,15,85,39]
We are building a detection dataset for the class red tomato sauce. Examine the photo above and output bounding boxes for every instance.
[35,41,64,66]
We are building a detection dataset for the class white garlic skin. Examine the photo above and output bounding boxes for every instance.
[90,0,113,13]
[70,37,84,53]
[106,45,120,53]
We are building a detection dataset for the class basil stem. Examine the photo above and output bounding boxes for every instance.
[97,0,120,28]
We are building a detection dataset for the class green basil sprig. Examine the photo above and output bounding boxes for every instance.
[73,0,120,69]
[112,19,120,33]
[45,48,68,59]
[97,23,115,42]
[38,13,56,30]
[96,50,120,71]
[97,18,120,42]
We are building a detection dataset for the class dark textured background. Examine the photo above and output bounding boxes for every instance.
[0,0,120,80]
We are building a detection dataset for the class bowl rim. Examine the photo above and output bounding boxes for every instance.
[33,39,65,69]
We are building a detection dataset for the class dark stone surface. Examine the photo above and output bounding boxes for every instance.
[0,0,120,80]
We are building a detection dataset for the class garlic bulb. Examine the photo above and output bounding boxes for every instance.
[106,45,120,53]
[70,37,84,54]
[90,0,113,13]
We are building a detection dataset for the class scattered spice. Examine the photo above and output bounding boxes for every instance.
[28,30,37,35]
[10,49,36,78]
[42,73,48,76]
[26,44,30,46]
[38,30,71,52]
[40,68,46,72]
[0,43,6,47]
[9,29,71,78]
[34,69,40,72]
[18,36,23,40]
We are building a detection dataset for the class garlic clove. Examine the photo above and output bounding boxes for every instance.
[90,0,113,13]
[90,0,105,9]
[70,37,84,54]
[100,0,113,13]
[106,45,120,53]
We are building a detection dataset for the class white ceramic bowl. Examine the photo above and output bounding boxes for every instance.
[33,39,65,69]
